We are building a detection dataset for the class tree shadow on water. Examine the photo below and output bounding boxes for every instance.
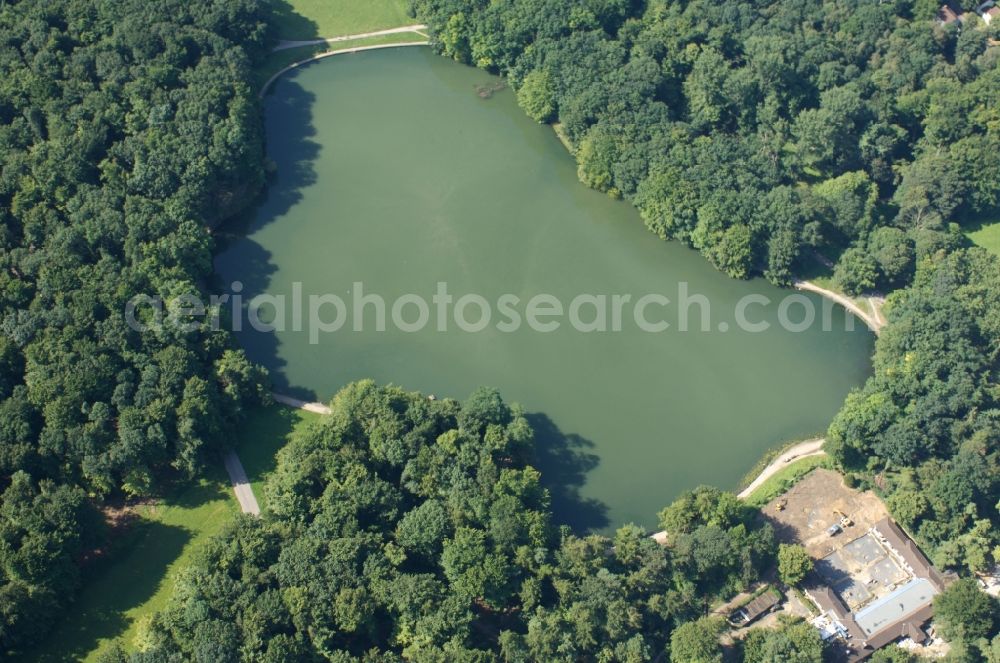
[212,77,322,401]
[258,78,321,224]
[219,77,320,239]
[526,412,609,534]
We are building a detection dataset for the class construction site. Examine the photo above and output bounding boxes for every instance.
[764,469,949,661]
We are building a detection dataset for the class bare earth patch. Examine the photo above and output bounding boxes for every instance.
[761,468,889,559]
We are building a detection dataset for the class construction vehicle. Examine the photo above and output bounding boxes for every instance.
[834,509,853,528]
[775,498,787,512]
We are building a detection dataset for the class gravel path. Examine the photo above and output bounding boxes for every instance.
[735,438,826,500]
[273,392,332,414]
[259,41,429,98]
[222,394,331,515]
[223,450,260,516]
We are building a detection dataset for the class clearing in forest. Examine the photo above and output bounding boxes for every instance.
[967,219,1000,258]
[24,406,317,662]
[271,0,412,40]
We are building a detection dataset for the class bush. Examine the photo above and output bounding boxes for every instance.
[777,544,813,586]
[834,247,879,295]
[517,70,557,123]
[933,578,999,643]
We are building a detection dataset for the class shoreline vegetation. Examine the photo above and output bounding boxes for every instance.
[735,436,827,494]
[248,38,882,546]
[411,0,1000,589]
[651,441,829,543]
[103,383,786,661]
[742,455,833,508]
[0,0,278,656]
[736,439,827,500]
[268,395,829,540]
[36,387,839,661]
[234,33,882,554]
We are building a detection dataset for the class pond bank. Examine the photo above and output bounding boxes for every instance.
[259,39,428,98]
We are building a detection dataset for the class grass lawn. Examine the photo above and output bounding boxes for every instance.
[271,0,412,40]
[236,404,321,508]
[256,31,427,92]
[26,475,236,662]
[967,220,1000,258]
[25,405,318,662]
[744,455,833,508]
[736,436,824,493]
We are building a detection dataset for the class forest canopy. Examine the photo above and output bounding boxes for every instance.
[828,245,1000,575]
[0,0,272,649]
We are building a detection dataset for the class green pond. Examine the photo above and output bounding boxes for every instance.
[215,47,874,532]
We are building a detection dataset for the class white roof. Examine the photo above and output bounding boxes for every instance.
[853,578,938,636]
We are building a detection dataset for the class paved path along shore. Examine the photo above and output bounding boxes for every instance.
[223,450,260,516]
[222,394,330,515]
[259,41,430,98]
[273,25,428,51]
[650,438,827,544]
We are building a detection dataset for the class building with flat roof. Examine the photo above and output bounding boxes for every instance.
[872,518,946,591]
[854,578,938,636]
[805,519,945,661]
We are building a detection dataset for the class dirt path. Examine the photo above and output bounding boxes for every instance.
[736,438,826,500]
[867,295,887,327]
[223,450,260,516]
[273,25,429,51]
[793,280,884,335]
[273,392,332,414]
